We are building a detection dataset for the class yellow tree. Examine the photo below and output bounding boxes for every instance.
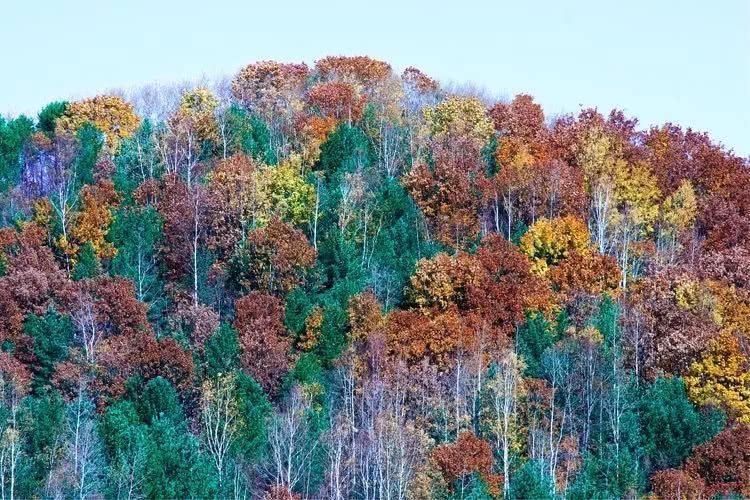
[178,87,220,144]
[62,180,120,264]
[657,179,697,264]
[423,96,493,148]
[261,155,316,226]
[519,215,591,275]
[575,125,622,254]
[684,332,750,424]
[157,88,219,188]
[612,161,661,287]
[56,95,140,152]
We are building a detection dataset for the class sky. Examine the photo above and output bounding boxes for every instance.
[4,0,749,156]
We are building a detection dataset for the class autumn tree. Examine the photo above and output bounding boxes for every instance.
[229,217,316,296]
[56,95,140,153]
[519,215,591,274]
[684,332,750,423]
[234,292,291,393]
[305,82,365,124]
[432,431,501,497]
[231,60,309,156]
[683,424,750,497]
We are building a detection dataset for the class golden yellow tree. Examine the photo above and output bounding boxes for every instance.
[658,179,697,264]
[520,215,592,274]
[56,95,140,152]
[261,155,316,226]
[62,180,120,262]
[612,160,661,287]
[423,96,493,147]
[685,332,750,423]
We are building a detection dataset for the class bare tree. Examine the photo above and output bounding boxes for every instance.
[266,386,318,496]
[487,350,525,498]
[201,373,240,491]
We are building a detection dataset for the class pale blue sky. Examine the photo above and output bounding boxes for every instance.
[4,0,749,156]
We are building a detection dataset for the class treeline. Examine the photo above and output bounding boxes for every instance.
[0,55,748,498]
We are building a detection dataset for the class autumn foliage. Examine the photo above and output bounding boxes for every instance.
[0,54,747,498]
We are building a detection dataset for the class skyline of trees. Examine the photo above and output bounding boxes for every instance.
[0,55,748,498]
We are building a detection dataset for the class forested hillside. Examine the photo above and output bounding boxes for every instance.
[0,56,749,498]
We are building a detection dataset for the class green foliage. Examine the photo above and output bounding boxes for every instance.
[592,294,620,348]
[285,353,324,391]
[313,303,349,364]
[20,392,66,494]
[317,123,372,176]
[204,323,241,378]
[639,376,725,470]
[74,122,104,187]
[233,371,272,462]
[510,461,553,500]
[144,416,216,498]
[72,241,100,280]
[569,385,645,498]
[367,179,437,309]
[113,119,160,196]
[37,101,68,137]
[109,204,163,316]
[24,309,74,390]
[0,114,33,192]
[517,311,563,378]
[136,376,182,424]
[226,105,276,164]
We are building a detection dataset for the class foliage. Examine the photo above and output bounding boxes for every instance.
[0,55,745,498]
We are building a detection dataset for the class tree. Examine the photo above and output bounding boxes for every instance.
[683,424,750,497]
[231,61,308,158]
[402,136,486,249]
[230,218,316,296]
[486,351,525,497]
[0,352,31,500]
[423,96,493,147]
[55,95,139,152]
[37,101,68,137]
[684,332,750,423]
[575,125,623,254]
[206,153,269,263]
[263,155,315,226]
[234,292,291,393]
[432,431,501,498]
[0,115,34,193]
[200,372,240,490]
[611,160,661,287]
[305,82,365,124]
[640,376,724,470]
[519,215,591,274]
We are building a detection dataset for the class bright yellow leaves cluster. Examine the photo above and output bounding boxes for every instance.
[176,87,220,143]
[685,332,750,423]
[661,180,697,232]
[613,161,662,235]
[520,216,592,274]
[673,279,750,423]
[265,155,316,226]
[60,181,120,263]
[56,95,140,152]
[423,96,493,146]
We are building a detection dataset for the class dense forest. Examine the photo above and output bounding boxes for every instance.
[0,55,748,499]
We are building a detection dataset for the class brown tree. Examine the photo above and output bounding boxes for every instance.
[234,292,291,393]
